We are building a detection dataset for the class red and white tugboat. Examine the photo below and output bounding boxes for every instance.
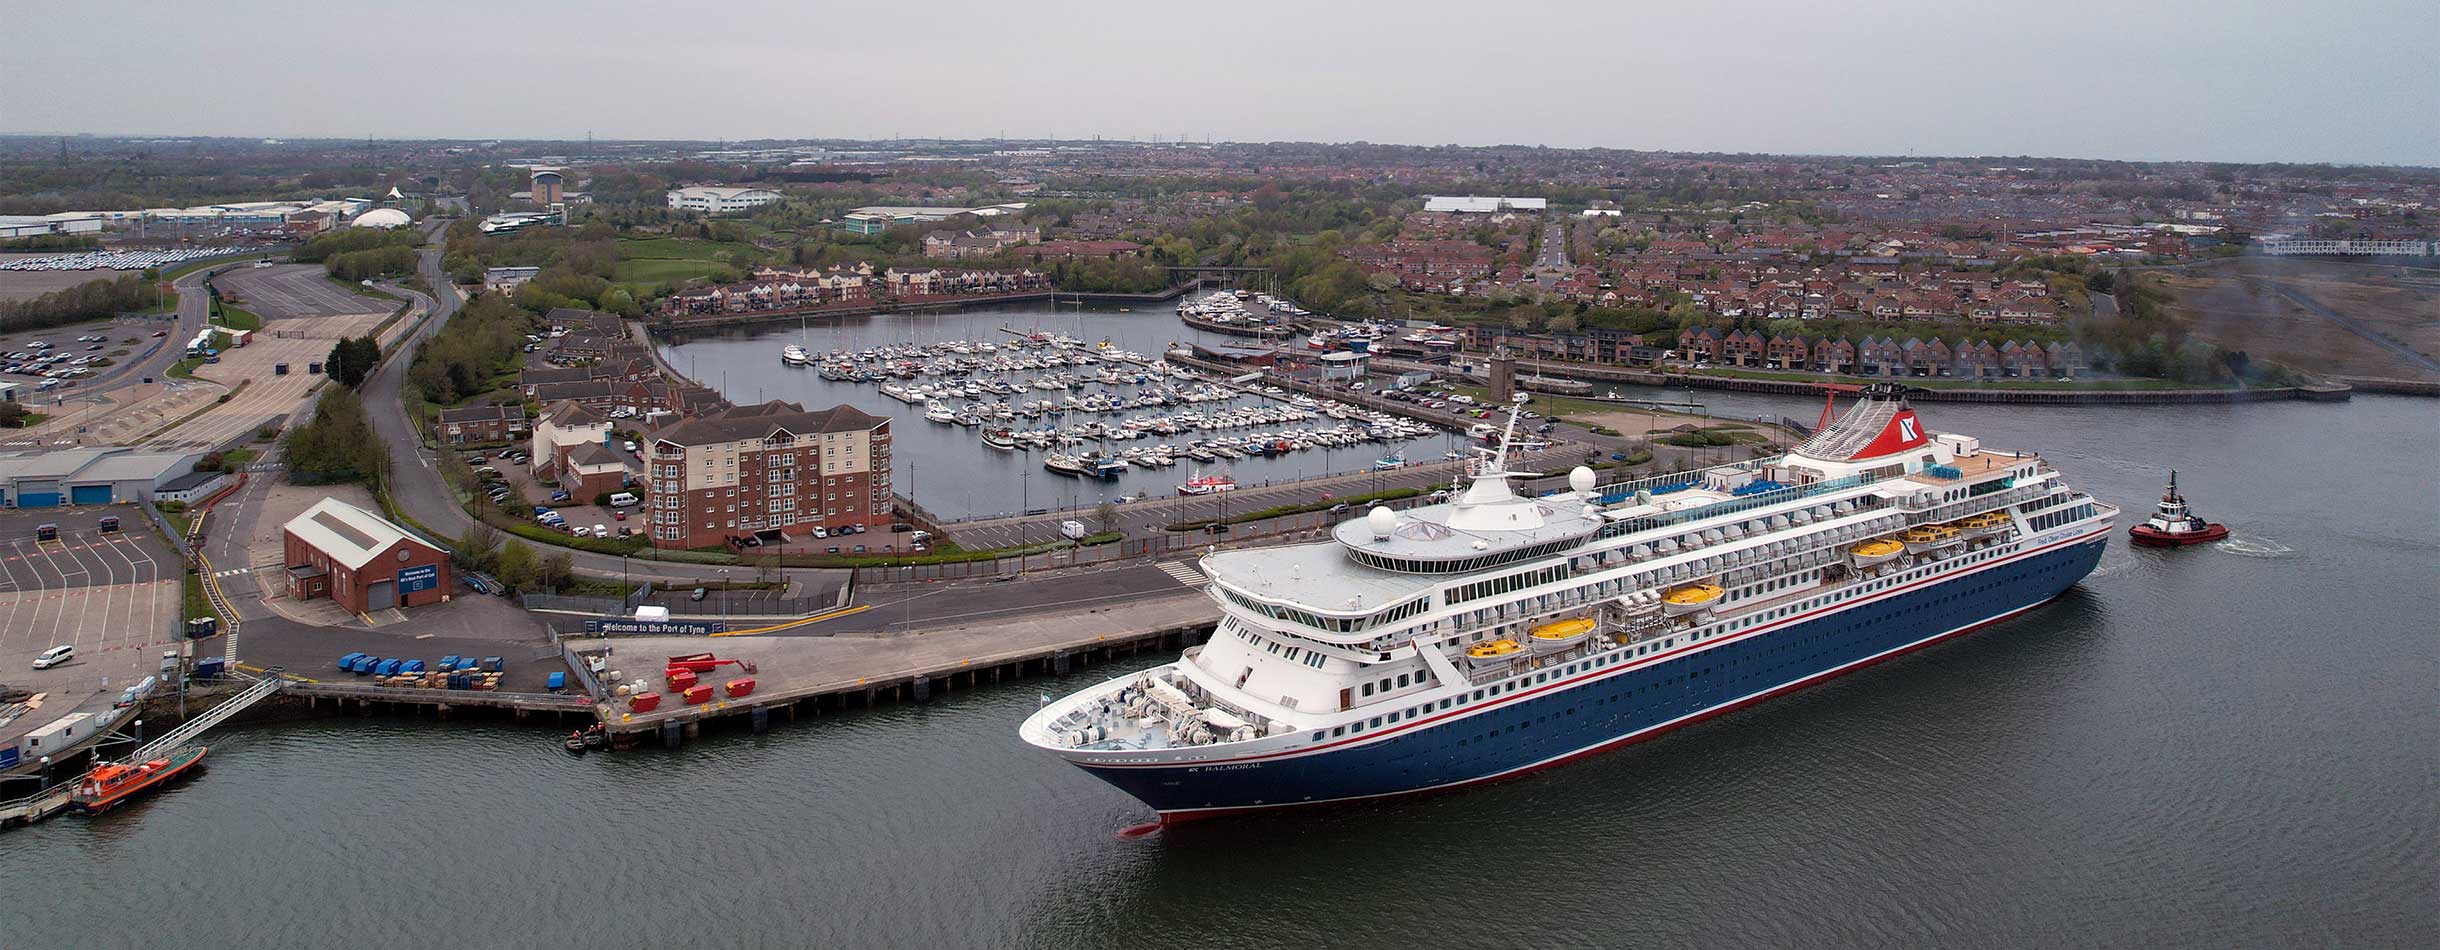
[2127,470,2228,547]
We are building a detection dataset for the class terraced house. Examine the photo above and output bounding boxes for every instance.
[642,401,894,549]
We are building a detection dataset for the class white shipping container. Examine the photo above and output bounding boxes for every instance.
[19,712,96,757]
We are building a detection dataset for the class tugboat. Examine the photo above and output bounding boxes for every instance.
[2128,470,2229,547]
[70,745,208,814]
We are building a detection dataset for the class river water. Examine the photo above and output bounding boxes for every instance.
[653,302,1467,520]
[3,394,2432,949]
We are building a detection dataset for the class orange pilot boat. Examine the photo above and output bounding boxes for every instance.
[71,745,208,815]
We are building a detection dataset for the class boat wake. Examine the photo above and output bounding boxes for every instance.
[2214,535,2296,559]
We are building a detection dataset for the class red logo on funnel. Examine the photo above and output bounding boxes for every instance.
[1848,408,1930,460]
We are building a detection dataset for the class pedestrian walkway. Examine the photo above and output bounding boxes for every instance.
[1157,560,1207,586]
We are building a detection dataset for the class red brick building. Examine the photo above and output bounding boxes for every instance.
[642,401,894,549]
[434,403,527,445]
[282,498,452,613]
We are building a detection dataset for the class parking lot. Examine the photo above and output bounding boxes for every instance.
[0,325,148,393]
[138,266,403,450]
[215,264,391,320]
[0,508,186,745]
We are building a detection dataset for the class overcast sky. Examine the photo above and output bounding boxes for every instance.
[7,0,2434,165]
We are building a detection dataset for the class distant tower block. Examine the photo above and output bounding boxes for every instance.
[530,168,564,206]
[1489,345,1517,403]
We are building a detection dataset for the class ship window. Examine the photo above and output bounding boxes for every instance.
[1311,732,1324,742]
[1396,673,1410,687]
[1332,726,1346,737]
[1472,690,1484,701]
[1361,683,1374,696]
[1369,717,1382,728]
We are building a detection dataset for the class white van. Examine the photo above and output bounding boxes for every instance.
[33,644,73,669]
[1060,520,1088,541]
[608,492,639,508]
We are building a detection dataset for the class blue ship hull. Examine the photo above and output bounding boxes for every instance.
[1079,532,2108,818]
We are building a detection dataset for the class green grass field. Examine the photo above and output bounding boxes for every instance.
[213,304,263,331]
[611,257,736,287]
[615,237,768,262]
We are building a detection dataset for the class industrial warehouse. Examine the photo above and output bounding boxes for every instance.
[0,446,207,507]
[280,497,452,614]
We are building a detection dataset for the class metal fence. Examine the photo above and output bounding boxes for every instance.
[637,588,838,618]
[848,517,1354,586]
[519,592,625,614]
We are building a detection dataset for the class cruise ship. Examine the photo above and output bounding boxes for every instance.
[1021,384,2114,821]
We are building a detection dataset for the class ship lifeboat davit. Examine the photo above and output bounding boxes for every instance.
[1900,524,1962,555]
[1661,583,1724,617]
[1464,638,1524,670]
[1849,537,1905,568]
[1956,511,2010,538]
[1527,617,1597,652]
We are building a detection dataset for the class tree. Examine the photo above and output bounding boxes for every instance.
[495,540,540,593]
[281,386,390,487]
[0,401,26,428]
[456,522,501,572]
[541,551,575,591]
[326,335,380,388]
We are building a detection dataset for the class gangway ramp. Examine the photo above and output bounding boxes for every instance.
[129,674,284,761]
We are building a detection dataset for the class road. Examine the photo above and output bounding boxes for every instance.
[1538,221,1570,270]
[364,244,835,587]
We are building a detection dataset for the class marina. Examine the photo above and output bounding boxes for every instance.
[658,301,1467,517]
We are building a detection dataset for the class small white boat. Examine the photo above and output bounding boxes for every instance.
[782,344,810,366]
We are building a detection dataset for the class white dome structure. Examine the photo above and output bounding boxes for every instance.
[351,208,413,229]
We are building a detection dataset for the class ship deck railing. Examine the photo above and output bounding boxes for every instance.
[1602,473,1878,537]
[1896,483,2047,524]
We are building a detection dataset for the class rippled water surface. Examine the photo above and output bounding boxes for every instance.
[2,395,2432,949]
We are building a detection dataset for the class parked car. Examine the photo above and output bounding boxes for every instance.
[32,644,74,669]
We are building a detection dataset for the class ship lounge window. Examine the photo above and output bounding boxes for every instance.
[1312,732,1324,742]
[1396,673,1410,687]
[1332,726,1346,737]
[1361,683,1374,697]
[1472,689,1484,701]
[1369,717,1382,728]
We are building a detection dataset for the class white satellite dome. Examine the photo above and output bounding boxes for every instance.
[1568,466,1596,495]
[1366,506,1398,540]
[351,208,413,229]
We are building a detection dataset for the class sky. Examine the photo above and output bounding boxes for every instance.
[7,0,2436,165]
